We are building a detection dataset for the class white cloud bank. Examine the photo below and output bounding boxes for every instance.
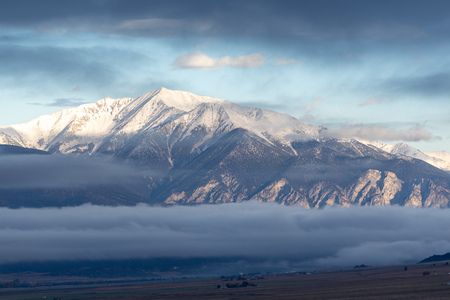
[173,52,265,69]
[0,202,449,269]
[321,124,438,142]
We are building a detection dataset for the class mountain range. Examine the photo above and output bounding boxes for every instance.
[1,88,449,208]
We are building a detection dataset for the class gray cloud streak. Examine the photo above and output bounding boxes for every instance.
[0,202,449,269]
[320,124,438,142]
[29,97,89,107]
[358,97,394,107]
[0,154,143,189]
[383,72,450,98]
[0,44,150,96]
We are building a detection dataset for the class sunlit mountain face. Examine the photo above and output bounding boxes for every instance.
[0,88,449,208]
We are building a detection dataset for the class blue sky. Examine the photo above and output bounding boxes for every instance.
[1,0,449,151]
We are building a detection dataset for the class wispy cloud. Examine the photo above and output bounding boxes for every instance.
[117,17,213,35]
[358,97,394,107]
[297,97,322,123]
[274,58,301,66]
[321,124,439,142]
[374,72,450,99]
[298,112,318,123]
[0,202,449,269]
[29,97,88,107]
[361,22,428,41]
[119,18,183,30]
[173,52,265,69]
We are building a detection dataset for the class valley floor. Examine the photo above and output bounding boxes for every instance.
[1,260,450,299]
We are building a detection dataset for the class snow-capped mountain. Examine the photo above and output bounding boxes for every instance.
[0,88,449,208]
[427,151,450,170]
[0,88,320,156]
[360,140,450,172]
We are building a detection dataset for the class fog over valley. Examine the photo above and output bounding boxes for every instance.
[0,154,147,189]
[0,202,448,271]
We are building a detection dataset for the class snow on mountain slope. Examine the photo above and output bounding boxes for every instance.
[1,88,450,208]
[1,87,448,173]
[0,88,321,154]
[360,140,450,172]
[0,96,134,151]
[424,151,450,171]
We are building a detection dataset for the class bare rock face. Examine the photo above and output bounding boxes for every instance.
[404,179,450,208]
[346,170,403,206]
[252,178,310,207]
[153,132,450,208]
[1,88,450,208]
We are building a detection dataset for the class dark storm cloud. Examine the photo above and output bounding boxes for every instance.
[1,0,449,41]
[0,154,142,189]
[0,202,449,268]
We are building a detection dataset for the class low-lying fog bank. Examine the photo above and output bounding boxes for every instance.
[1,202,449,274]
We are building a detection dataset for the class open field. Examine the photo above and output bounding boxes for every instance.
[1,261,450,299]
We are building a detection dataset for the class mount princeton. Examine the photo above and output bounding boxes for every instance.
[1,88,449,208]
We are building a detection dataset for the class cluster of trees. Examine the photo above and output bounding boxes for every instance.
[0,279,45,288]
[354,264,369,268]
[223,281,256,288]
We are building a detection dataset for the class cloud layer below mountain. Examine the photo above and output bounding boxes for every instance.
[0,154,144,189]
[1,202,448,269]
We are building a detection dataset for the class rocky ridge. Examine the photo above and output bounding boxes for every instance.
[0,88,449,208]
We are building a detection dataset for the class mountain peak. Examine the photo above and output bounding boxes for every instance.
[155,86,171,93]
[143,87,227,112]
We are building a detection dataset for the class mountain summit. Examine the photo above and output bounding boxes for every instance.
[0,88,449,208]
[0,88,320,156]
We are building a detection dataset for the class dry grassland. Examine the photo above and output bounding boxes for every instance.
[1,261,450,299]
